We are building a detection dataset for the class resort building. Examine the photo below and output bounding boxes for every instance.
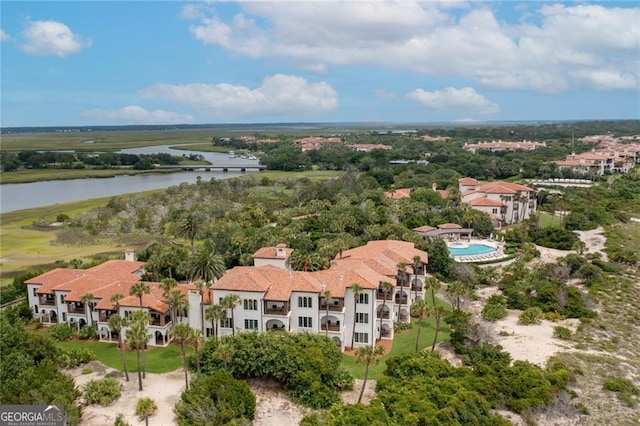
[26,241,429,350]
[294,137,343,152]
[463,140,546,153]
[555,149,638,176]
[346,143,392,152]
[459,177,537,225]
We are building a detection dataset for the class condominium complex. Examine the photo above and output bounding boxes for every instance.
[26,241,429,350]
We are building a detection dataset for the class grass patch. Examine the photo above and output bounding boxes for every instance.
[537,211,558,228]
[341,298,451,380]
[239,170,344,181]
[54,339,191,373]
[0,168,177,184]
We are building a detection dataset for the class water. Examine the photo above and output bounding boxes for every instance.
[0,146,260,213]
[447,244,496,256]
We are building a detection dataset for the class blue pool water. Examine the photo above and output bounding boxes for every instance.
[448,244,496,256]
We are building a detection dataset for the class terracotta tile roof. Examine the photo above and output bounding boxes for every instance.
[335,240,428,271]
[253,246,294,259]
[212,266,274,293]
[412,225,436,232]
[458,177,478,185]
[468,197,503,207]
[475,181,535,194]
[28,269,88,294]
[437,189,449,199]
[117,282,168,313]
[438,223,462,229]
[384,188,411,199]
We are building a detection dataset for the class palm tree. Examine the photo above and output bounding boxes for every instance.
[173,323,192,390]
[135,397,157,426]
[108,314,129,382]
[573,240,587,255]
[189,328,205,375]
[205,304,226,341]
[129,282,150,311]
[178,213,206,255]
[81,293,95,330]
[322,289,331,337]
[396,263,408,323]
[424,276,441,310]
[126,320,148,391]
[355,344,385,404]
[165,288,187,326]
[160,278,178,297]
[189,247,225,283]
[378,281,393,341]
[431,305,446,352]
[350,283,362,350]
[411,255,423,300]
[221,294,241,336]
[215,342,235,371]
[410,299,430,353]
[445,281,468,311]
[131,310,151,379]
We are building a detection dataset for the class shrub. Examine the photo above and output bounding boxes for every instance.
[114,414,131,426]
[553,326,572,340]
[331,367,354,391]
[50,323,76,341]
[393,321,411,332]
[544,311,565,322]
[603,377,640,407]
[175,371,255,425]
[83,376,122,406]
[519,307,543,325]
[78,325,96,340]
[481,295,508,322]
[33,319,44,329]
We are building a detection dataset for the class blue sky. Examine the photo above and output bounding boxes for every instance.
[1,1,639,127]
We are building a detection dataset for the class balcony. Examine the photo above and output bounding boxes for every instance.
[98,312,114,322]
[150,317,170,327]
[321,324,341,332]
[394,296,408,305]
[38,298,56,306]
[319,302,344,312]
[264,302,290,316]
[376,311,391,319]
[67,304,86,314]
[380,328,392,338]
[376,291,392,301]
[411,284,423,292]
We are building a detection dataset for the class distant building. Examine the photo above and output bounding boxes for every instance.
[463,140,546,153]
[459,178,537,225]
[294,137,343,152]
[346,143,392,152]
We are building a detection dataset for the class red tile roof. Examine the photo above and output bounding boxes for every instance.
[253,246,294,259]
[458,177,478,185]
[468,197,503,207]
[438,223,462,229]
[384,188,412,199]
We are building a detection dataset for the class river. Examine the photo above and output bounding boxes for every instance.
[0,146,260,213]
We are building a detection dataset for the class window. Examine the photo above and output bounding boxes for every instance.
[492,208,498,214]
[33,288,37,296]
[298,316,313,328]
[60,294,65,304]
[298,296,312,308]
[244,319,258,330]
[62,313,67,322]
[356,313,369,324]
[357,293,369,304]
[354,333,368,344]
[220,318,233,329]
[243,299,258,310]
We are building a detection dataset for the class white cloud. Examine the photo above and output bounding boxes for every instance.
[20,20,90,57]
[184,1,640,92]
[571,70,638,90]
[81,106,194,124]
[138,74,338,118]
[0,29,9,41]
[407,87,499,115]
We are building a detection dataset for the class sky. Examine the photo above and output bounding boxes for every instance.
[1,1,639,127]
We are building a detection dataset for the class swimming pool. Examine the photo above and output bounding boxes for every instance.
[448,243,497,257]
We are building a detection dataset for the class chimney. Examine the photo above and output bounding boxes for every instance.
[124,248,136,262]
[276,243,287,258]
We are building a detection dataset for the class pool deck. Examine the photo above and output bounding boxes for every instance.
[447,239,508,263]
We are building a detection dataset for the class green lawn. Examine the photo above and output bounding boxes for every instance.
[56,339,192,373]
[537,211,558,228]
[342,298,451,380]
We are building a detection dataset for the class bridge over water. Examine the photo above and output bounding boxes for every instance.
[158,164,266,172]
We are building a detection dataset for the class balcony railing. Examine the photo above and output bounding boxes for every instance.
[265,306,289,315]
[411,285,423,292]
[381,329,392,337]
[395,297,408,305]
[376,311,391,319]
[67,305,86,314]
[38,298,56,306]
[98,313,113,322]
[319,303,344,312]
[150,318,170,327]
[376,292,391,301]
[321,324,341,332]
